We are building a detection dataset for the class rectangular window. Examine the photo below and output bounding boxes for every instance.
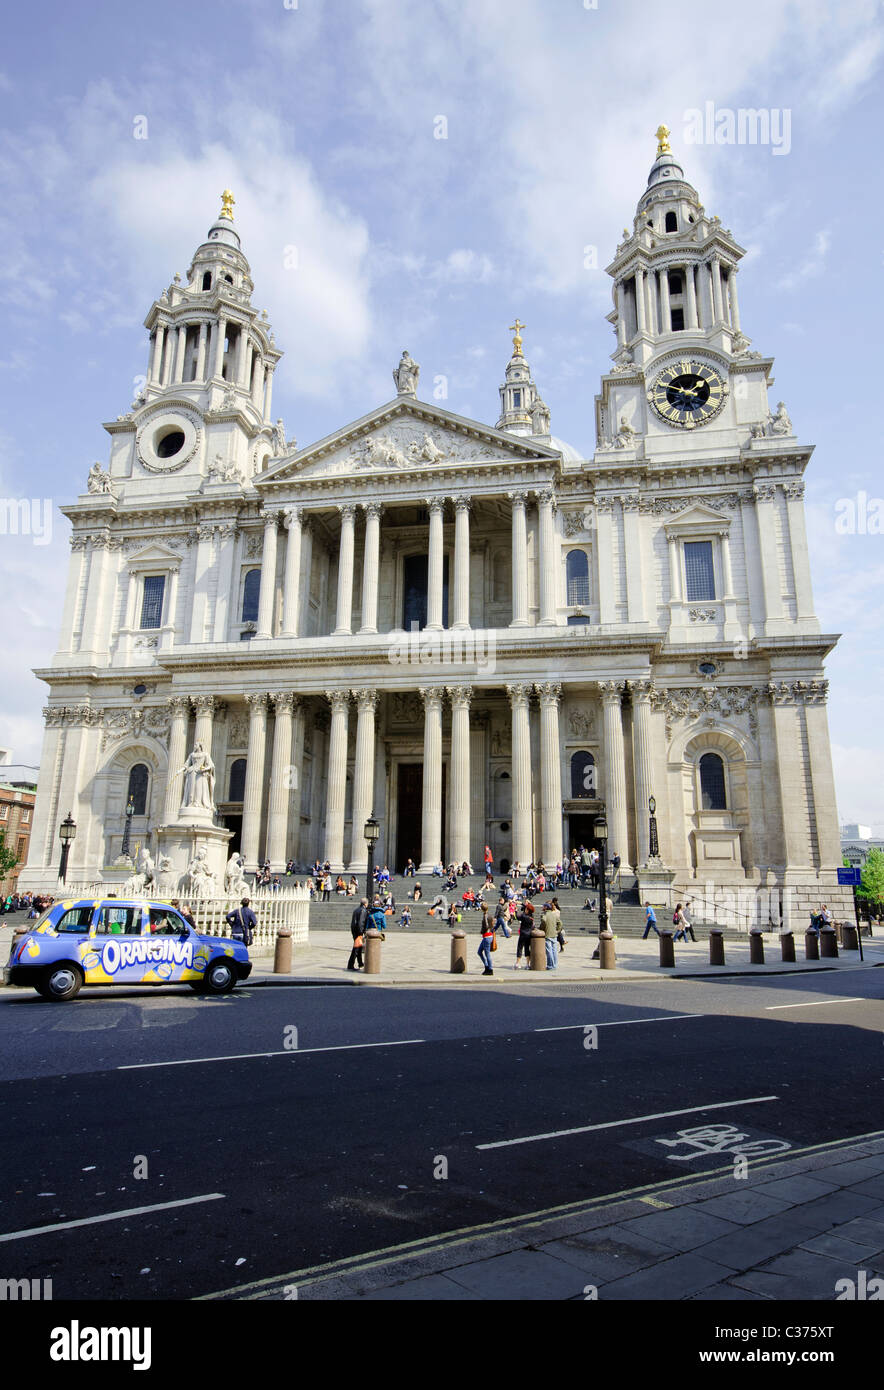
[0,805,7,819]
[512,390,521,407]
[670,308,685,331]
[21,809,30,824]
[684,541,715,601]
[17,837,26,859]
[140,575,166,629]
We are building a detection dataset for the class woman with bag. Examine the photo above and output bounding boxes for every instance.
[478,903,495,975]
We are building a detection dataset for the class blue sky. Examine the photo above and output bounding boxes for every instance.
[1,0,882,829]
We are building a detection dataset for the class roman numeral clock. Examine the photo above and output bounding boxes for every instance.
[647,359,728,428]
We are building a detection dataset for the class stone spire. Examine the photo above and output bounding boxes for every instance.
[496,321,550,437]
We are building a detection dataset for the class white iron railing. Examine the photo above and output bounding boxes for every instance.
[58,882,310,947]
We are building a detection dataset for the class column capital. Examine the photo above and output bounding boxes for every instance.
[506,682,533,709]
[418,686,445,711]
[628,678,654,703]
[534,681,562,706]
[446,684,473,709]
[325,689,351,712]
[262,511,279,532]
[283,506,303,530]
[597,679,626,704]
[271,691,300,714]
[192,694,217,716]
[425,496,445,517]
[337,503,357,523]
[362,500,383,519]
[245,692,270,713]
[352,687,380,713]
[535,488,557,509]
[507,489,528,510]
[166,695,190,718]
[452,494,472,514]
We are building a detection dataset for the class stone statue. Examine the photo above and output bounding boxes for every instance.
[393,350,420,396]
[137,846,155,887]
[203,455,244,488]
[749,421,766,439]
[614,415,637,448]
[532,399,551,435]
[87,462,113,494]
[273,419,287,453]
[769,401,792,435]
[224,852,248,896]
[409,433,446,463]
[176,742,216,811]
[180,846,216,899]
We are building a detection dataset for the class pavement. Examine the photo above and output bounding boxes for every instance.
[208,1131,884,1301]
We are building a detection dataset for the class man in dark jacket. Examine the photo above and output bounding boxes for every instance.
[348,898,368,971]
[226,897,257,947]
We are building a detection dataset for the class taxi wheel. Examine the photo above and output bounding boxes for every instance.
[38,964,84,1002]
[203,960,236,994]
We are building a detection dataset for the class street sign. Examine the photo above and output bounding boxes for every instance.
[837,867,862,886]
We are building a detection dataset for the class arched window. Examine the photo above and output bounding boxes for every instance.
[241,569,261,623]
[228,758,247,802]
[127,763,149,816]
[570,751,596,798]
[566,550,590,605]
[201,271,211,290]
[668,271,683,294]
[699,752,727,810]
[665,211,678,232]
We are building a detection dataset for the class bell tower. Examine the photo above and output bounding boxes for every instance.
[497,320,551,437]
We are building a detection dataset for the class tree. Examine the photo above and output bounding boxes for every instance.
[857,848,884,912]
[0,829,18,886]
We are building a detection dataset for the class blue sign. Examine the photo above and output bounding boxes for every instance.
[837,867,862,886]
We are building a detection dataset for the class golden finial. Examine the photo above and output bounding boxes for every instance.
[220,188,236,220]
[655,124,671,156]
[509,318,526,356]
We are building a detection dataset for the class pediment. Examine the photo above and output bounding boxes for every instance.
[125,542,184,567]
[257,397,561,486]
[663,503,732,533]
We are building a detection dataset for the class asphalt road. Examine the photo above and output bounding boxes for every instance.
[0,968,881,1300]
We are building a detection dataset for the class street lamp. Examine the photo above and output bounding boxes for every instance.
[364,814,380,903]
[648,794,659,860]
[591,811,608,959]
[58,813,77,886]
[121,797,135,862]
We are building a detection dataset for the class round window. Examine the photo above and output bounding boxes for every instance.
[500,822,511,833]
[156,428,185,459]
[698,661,717,676]
[133,684,147,696]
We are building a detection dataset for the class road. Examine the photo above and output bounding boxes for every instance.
[0,968,881,1299]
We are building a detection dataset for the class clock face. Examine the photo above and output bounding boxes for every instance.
[648,360,727,429]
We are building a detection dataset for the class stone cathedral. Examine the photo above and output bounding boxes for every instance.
[21,131,851,921]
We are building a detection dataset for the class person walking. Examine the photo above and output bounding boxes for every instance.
[494,895,511,938]
[672,903,696,943]
[348,897,368,970]
[642,902,660,938]
[226,897,257,948]
[541,898,562,970]
[477,904,495,975]
[515,900,535,969]
[484,845,493,876]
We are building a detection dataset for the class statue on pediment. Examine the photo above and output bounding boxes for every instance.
[408,433,447,464]
[87,462,114,494]
[393,350,420,396]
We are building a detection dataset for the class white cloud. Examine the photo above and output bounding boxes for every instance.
[778,231,831,291]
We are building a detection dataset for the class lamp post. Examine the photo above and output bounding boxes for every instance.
[591,810,608,959]
[58,813,77,887]
[120,797,135,862]
[364,814,380,903]
[648,794,659,860]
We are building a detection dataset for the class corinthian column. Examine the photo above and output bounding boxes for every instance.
[537,489,558,626]
[281,507,303,638]
[241,693,269,870]
[348,688,379,871]
[535,682,563,867]
[452,496,471,630]
[509,490,529,626]
[255,513,278,640]
[266,692,298,871]
[447,686,472,867]
[163,696,191,822]
[323,691,350,872]
[426,498,445,631]
[418,687,444,871]
[507,683,533,867]
[629,680,654,866]
[598,681,628,869]
[192,694,216,754]
[359,502,382,635]
[333,504,356,636]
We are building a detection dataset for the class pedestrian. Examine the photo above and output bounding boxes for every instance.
[478,904,495,975]
[672,903,695,942]
[642,902,660,938]
[541,897,562,970]
[515,900,535,969]
[494,896,511,938]
[367,897,387,939]
[171,898,196,929]
[348,897,368,970]
[403,857,416,878]
[484,844,493,876]
[225,896,257,947]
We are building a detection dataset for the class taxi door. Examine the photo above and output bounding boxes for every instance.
[91,904,148,984]
[145,906,199,983]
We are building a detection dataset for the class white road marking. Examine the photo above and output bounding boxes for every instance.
[0,1193,225,1243]
[764,997,865,1011]
[118,1038,426,1070]
[535,1014,704,1032]
[476,1095,778,1150]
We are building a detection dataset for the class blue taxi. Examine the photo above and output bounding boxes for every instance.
[3,898,252,1001]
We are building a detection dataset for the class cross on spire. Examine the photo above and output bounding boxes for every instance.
[509,319,526,356]
[220,188,236,220]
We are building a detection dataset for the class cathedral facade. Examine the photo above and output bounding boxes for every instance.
[22,133,852,922]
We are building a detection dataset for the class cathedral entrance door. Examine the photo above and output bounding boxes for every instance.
[396,764,423,871]
[567,814,601,855]
[221,814,242,857]
[403,554,449,629]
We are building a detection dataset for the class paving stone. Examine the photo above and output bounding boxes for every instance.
[798,1232,881,1262]
[686,1282,772,1300]
[809,1158,884,1185]
[692,1213,824,1272]
[598,1252,734,1301]
[755,1175,839,1202]
[691,1190,792,1226]
[618,1208,738,1252]
[358,1273,480,1300]
[828,1217,884,1253]
[849,1176,884,1199]
[730,1270,811,1299]
[792,1191,881,1228]
[442,1247,590,1300]
[759,1248,860,1297]
[535,1226,674,1283]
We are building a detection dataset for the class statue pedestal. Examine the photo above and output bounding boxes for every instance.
[156,821,232,897]
[636,860,677,908]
